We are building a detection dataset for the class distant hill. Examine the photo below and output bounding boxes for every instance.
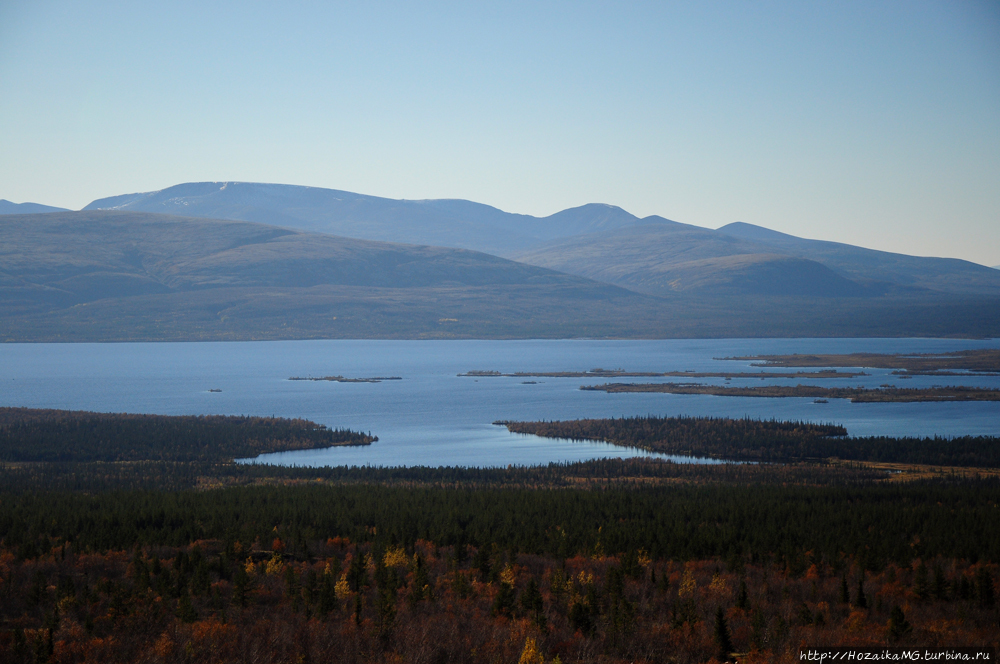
[512,223,875,298]
[84,182,670,255]
[3,210,999,341]
[716,222,1000,295]
[0,199,68,215]
[512,219,1000,300]
[0,210,684,341]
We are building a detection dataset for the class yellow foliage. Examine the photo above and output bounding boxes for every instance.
[518,636,545,664]
[383,546,409,568]
[500,564,517,586]
[678,568,697,598]
[638,549,652,567]
[365,553,375,574]
[335,573,351,598]
[244,556,256,576]
[548,568,571,595]
[576,570,594,587]
[709,573,728,595]
[265,553,285,576]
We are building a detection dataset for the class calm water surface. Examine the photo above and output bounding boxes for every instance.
[1,338,998,467]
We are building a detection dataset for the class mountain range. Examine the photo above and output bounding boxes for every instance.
[2,181,998,340]
[83,182,664,256]
[82,182,1000,299]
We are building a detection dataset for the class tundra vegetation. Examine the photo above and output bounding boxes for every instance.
[0,408,997,663]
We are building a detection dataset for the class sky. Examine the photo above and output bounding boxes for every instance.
[1,1,998,266]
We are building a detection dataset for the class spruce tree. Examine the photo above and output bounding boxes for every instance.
[913,562,929,601]
[854,577,867,609]
[976,567,995,608]
[714,607,734,659]
[736,580,749,610]
[887,606,912,641]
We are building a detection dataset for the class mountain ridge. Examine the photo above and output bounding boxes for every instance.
[84,181,674,255]
[82,181,1000,301]
[0,199,69,215]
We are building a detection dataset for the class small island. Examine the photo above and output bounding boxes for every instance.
[719,348,1000,375]
[289,375,402,383]
[580,382,1000,402]
[460,368,867,379]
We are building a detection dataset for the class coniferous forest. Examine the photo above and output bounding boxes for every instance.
[0,408,997,663]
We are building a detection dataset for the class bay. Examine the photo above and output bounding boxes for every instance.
[1,338,998,468]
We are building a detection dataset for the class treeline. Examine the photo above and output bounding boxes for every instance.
[0,538,995,663]
[502,416,1000,466]
[0,407,374,463]
[0,457,897,493]
[3,481,999,566]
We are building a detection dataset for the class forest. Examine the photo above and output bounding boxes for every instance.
[501,416,1000,467]
[0,409,997,663]
[0,408,374,463]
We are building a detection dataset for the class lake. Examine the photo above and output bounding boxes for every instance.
[2,338,998,467]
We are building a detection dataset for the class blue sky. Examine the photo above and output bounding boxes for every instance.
[1,1,998,265]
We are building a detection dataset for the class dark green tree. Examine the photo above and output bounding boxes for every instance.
[853,577,867,609]
[976,567,995,608]
[176,589,198,623]
[714,607,734,658]
[736,579,750,611]
[887,606,912,642]
[520,577,545,628]
[932,564,947,601]
[913,562,929,601]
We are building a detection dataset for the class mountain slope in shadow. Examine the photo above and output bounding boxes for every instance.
[717,222,1000,295]
[513,223,888,298]
[3,208,999,341]
[1,210,633,301]
[1,210,685,340]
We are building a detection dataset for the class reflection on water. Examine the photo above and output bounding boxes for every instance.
[242,429,724,468]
